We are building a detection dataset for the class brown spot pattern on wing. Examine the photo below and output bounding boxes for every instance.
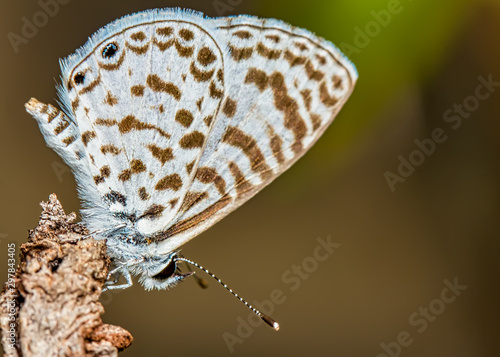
[186,160,195,174]
[95,118,117,127]
[131,85,145,97]
[233,30,252,39]
[203,115,214,127]
[101,144,121,155]
[223,126,272,181]
[196,97,204,110]
[118,160,146,182]
[256,42,282,60]
[46,106,59,123]
[229,45,253,61]
[190,62,214,82]
[295,42,309,51]
[138,187,150,201]
[300,89,312,111]
[131,159,146,173]
[155,174,183,191]
[100,166,110,178]
[244,68,268,92]
[269,72,308,153]
[94,175,105,185]
[141,204,166,219]
[310,114,322,131]
[147,74,181,100]
[93,166,110,185]
[332,75,343,89]
[156,27,173,36]
[174,41,194,57]
[316,54,327,65]
[71,97,80,112]
[79,74,101,95]
[118,169,131,182]
[54,120,69,135]
[118,115,171,139]
[222,97,237,118]
[245,68,307,154]
[130,31,146,41]
[195,167,226,195]
[179,28,194,41]
[179,131,205,149]
[175,109,194,128]
[197,47,217,66]
[209,81,223,99]
[268,127,285,164]
[105,91,118,106]
[147,144,173,165]
[266,35,281,43]
[305,61,324,81]
[284,50,307,67]
[126,42,149,55]
[169,198,179,209]
[153,38,174,51]
[62,136,76,146]
[228,162,253,198]
[319,82,338,107]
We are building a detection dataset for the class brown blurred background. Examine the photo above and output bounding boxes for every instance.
[1,0,499,356]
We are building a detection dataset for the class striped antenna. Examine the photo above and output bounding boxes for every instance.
[175,256,280,331]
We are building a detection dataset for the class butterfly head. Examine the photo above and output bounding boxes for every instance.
[137,252,193,291]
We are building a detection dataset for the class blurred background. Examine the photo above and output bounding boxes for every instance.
[1,0,499,356]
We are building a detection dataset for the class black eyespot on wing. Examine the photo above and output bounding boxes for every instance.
[102,42,118,58]
[74,72,85,85]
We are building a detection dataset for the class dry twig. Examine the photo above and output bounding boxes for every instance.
[0,194,132,356]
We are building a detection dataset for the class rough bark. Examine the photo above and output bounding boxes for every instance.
[0,194,132,356]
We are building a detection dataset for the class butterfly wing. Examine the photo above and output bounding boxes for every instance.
[155,15,357,251]
[27,10,356,256]
[28,10,229,239]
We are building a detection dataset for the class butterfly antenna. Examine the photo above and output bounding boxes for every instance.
[175,257,280,331]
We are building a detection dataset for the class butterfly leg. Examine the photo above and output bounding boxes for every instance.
[160,271,195,289]
[106,257,144,280]
[185,262,208,289]
[102,269,133,291]
[102,257,144,291]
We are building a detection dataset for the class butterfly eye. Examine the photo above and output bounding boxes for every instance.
[102,42,118,58]
[74,72,85,85]
[151,260,177,281]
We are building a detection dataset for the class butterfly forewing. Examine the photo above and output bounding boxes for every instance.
[160,17,357,246]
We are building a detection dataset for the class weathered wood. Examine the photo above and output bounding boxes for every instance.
[0,194,132,356]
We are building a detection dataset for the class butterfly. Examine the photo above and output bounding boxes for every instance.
[26,8,357,328]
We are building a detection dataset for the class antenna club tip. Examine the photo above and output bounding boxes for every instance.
[261,315,280,331]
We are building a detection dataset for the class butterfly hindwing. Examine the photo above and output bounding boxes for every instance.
[58,18,225,236]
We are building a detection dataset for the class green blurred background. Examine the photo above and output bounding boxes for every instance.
[1,0,499,355]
